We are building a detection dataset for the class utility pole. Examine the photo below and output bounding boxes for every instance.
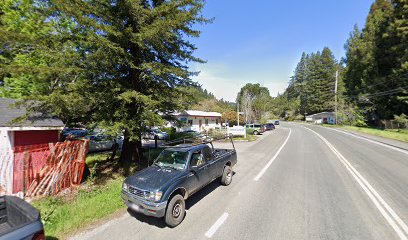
[335,70,338,125]
[237,101,239,126]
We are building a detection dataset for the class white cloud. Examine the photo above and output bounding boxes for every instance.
[264,82,289,97]
[192,68,241,102]
[192,64,289,102]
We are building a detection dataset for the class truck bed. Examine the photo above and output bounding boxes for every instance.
[213,148,236,159]
[0,195,42,237]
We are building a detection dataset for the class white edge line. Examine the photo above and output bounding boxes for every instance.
[303,126,408,240]
[68,213,128,240]
[205,212,229,238]
[324,126,408,155]
[254,128,292,181]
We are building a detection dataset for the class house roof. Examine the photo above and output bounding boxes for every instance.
[306,111,335,118]
[0,98,64,128]
[175,110,222,117]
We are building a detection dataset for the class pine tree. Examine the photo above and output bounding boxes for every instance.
[343,0,407,121]
[1,0,210,164]
[287,52,309,114]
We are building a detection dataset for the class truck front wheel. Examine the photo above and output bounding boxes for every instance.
[165,194,185,227]
[221,166,233,186]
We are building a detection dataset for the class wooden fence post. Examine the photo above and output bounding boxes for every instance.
[22,150,30,198]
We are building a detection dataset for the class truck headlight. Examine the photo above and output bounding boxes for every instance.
[155,191,163,202]
[122,183,129,192]
[145,191,162,202]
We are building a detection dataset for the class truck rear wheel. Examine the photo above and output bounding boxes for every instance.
[253,130,259,135]
[165,194,185,227]
[221,166,233,186]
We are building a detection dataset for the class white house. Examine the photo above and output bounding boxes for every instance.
[306,111,336,124]
[173,110,222,132]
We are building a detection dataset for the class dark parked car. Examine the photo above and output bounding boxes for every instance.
[61,128,89,140]
[122,137,237,227]
[0,195,44,240]
[262,123,275,131]
[274,120,280,126]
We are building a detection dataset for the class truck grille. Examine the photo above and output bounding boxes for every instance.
[128,186,148,198]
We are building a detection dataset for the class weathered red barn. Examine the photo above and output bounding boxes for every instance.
[0,98,64,194]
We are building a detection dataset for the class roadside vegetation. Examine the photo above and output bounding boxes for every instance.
[324,125,408,143]
[32,177,124,239]
[232,134,257,142]
[31,151,134,239]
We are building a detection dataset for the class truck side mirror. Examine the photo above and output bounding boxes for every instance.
[190,166,198,173]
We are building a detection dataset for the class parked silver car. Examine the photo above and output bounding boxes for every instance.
[143,129,169,140]
[86,134,123,153]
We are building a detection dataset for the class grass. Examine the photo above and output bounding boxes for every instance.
[86,151,113,165]
[232,134,257,141]
[323,124,408,143]
[32,177,125,239]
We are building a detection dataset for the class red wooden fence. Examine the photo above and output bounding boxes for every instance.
[10,140,89,197]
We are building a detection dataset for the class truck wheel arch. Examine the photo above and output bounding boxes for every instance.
[169,187,188,200]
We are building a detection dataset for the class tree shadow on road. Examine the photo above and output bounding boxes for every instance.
[185,171,237,210]
[127,208,167,228]
[127,178,227,228]
[46,236,60,240]
[185,180,222,210]
[126,170,238,228]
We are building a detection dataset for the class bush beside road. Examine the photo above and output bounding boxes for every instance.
[32,177,125,239]
[32,151,131,239]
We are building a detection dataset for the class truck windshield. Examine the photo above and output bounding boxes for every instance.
[153,149,189,170]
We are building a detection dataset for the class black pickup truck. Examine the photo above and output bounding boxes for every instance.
[0,195,44,240]
[122,136,237,227]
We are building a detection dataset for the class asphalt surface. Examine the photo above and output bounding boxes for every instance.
[71,123,408,240]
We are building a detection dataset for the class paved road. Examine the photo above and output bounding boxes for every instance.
[72,123,408,240]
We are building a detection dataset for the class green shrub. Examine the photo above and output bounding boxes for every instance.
[354,119,367,127]
[394,113,408,128]
[159,127,176,135]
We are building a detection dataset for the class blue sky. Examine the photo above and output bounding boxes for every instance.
[190,0,374,102]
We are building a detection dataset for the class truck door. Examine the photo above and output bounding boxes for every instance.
[202,146,219,180]
[186,149,210,194]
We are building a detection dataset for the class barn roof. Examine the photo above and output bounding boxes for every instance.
[306,111,335,119]
[0,98,64,128]
[175,110,222,117]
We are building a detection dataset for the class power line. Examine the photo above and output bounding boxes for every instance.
[340,86,408,101]
[344,71,408,93]
[362,86,408,97]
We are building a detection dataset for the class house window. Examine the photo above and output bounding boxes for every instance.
[188,120,193,126]
[205,119,209,126]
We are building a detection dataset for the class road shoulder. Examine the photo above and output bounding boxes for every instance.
[322,126,408,151]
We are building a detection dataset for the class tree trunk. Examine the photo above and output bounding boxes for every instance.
[119,131,142,170]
